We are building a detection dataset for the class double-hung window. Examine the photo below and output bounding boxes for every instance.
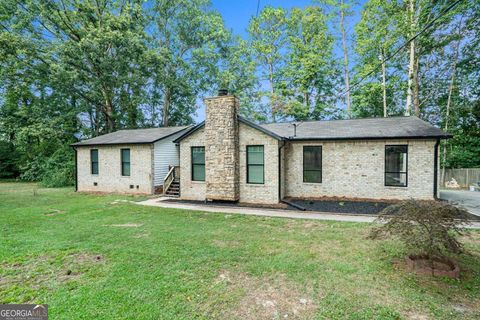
[90,149,99,174]
[303,146,322,183]
[191,147,205,181]
[121,149,130,176]
[246,145,264,184]
[385,145,408,187]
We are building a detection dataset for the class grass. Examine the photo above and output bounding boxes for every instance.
[0,182,479,319]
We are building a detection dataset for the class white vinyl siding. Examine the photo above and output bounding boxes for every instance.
[153,131,184,186]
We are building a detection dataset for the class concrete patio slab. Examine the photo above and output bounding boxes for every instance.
[137,197,480,229]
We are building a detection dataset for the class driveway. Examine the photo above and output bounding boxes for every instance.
[440,190,480,217]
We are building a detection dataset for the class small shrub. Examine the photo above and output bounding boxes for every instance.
[369,200,466,260]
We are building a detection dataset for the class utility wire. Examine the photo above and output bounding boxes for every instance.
[337,0,465,98]
[256,0,261,17]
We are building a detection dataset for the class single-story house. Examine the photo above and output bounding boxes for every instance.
[72,91,451,204]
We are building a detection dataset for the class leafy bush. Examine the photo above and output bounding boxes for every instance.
[19,147,74,187]
[0,141,20,178]
[370,200,466,259]
[39,148,75,187]
[20,158,46,182]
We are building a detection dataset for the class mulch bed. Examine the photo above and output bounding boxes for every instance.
[288,199,390,215]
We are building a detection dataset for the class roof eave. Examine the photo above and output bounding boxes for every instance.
[238,117,284,140]
[287,134,453,141]
[71,126,191,147]
[173,122,205,143]
[70,141,154,147]
[151,126,192,144]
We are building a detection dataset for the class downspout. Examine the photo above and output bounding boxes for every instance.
[277,140,307,211]
[74,147,78,192]
[278,140,286,202]
[433,139,440,200]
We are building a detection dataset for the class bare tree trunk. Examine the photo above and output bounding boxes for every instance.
[163,87,171,127]
[381,48,387,117]
[340,2,351,116]
[413,55,420,116]
[406,0,416,116]
[269,62,276,122]
[441,28,461,184]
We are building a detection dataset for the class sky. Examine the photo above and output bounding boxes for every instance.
[211,0,365,37]
[194,0,367,122]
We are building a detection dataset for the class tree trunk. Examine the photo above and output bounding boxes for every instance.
[104,97,115,132]
[94,104,100,136]
[381,48,387,117]
[340,2,351,116]
[100,86,115,133]
[163,87,171,127]
[441,27,461,184]
[413,55,420,116]
[269,62,276,122]
[406,0,416,116]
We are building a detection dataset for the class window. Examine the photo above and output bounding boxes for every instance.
[303,146,322,183]
[385,145,408,187]
[247,145,264,184]
[90,149,98,174]
[191,147,205,181]
[121,149,130,176]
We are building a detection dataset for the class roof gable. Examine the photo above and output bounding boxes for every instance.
[172,116,284,143]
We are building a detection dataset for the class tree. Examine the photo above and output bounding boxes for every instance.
[217,36,265,121]
[149,0,230,126]
[282,6,337,120]
[28,0,149,133]
[248,6,288,122]
[0,0,232,186]
[355,0,401,117]
[370,200,466,260]
[339,0,353,116]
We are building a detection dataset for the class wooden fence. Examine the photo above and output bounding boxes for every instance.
[441,168,480,188]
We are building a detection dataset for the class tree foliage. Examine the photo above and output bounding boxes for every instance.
[0,0,230,184]
[0,0,478,185]
[370,200,466,259]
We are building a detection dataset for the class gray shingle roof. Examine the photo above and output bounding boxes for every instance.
[259,116,451,140]
[71,126,190,146]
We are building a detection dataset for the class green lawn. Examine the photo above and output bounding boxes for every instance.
[0,182,479,319]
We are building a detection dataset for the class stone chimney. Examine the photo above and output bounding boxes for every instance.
[204,91,240,201]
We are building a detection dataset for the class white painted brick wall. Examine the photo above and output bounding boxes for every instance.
[179,128,207,200]
[76,144,153,194]
[284,139,437,200]
[239,123,280,204]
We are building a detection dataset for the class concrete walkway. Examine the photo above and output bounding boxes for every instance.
[440,190,480,217]
[137,197,480,229]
